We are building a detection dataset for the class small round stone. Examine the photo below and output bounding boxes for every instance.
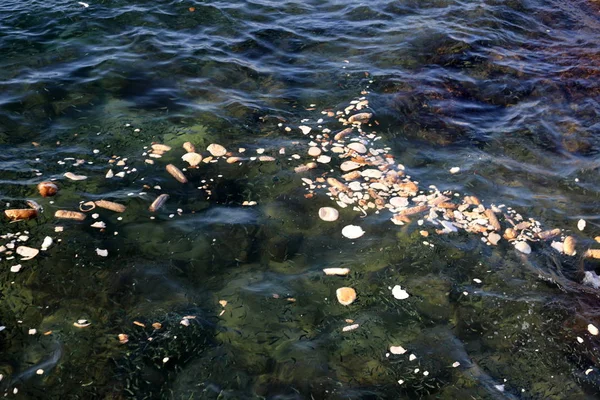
[319,207,339,222]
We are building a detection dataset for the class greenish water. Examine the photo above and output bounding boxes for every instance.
[1,0,600,399]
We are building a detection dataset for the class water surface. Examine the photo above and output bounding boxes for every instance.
[1,0,600,398]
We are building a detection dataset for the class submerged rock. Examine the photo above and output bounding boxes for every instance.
[336,287,357,305]
[37,181,58,197]
[341,225,364,239]
[318,207,339,222]
[514,241,531,255]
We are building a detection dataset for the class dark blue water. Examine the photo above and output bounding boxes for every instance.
[1,0,600,398]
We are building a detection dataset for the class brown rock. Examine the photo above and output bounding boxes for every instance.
[537,228,561,241]
[348,112,372,124]
[166,164,188,183]
[5,209,37,221]
[54,210,86,220]
[334,127,353,141]
[342,171,362,181]
[464,196,481,205]
[336,287,357,306]
[484,209,501,231]
[183,142,196,153]
[396,205,428,216]
[327,178,349,193]
[95,200,126,213]
[503,228,517,240]
[149,194,169,212]
[37,181,58,197]
[584,249,600,259]
[564,236,577,256]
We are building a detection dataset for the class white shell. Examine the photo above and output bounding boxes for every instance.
[514,241,531,254]
[341,225,364,239]
[182,152,202,166]
[308,147,321,157]
[578,219,586,231]
[16,246,39,260]
[152,144,171,152]
[390,345,407,355]
[362,169,382,179]
[319,207,339,222]
[299,125,311,135]
[340,161,361,172]
[488,232,501,245]
[64,172,87,181]
[96,248,108,257]
[41,236,53,251]
[347,142,367,154]
[588,324,599,335]
[389,197,408,208]
[323,268,350,276]
[349,182,362,191]
[392,285,409,300]
[207,144,227,157]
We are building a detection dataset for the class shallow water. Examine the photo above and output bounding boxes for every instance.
[1,0,600,398]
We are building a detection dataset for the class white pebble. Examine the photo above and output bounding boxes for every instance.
[96,248,108,257]
[392,285,409,300]
[341,225,365,239]
[390,345,407,355]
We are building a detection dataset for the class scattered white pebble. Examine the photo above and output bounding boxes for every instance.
[299,125,311,135]
[473,278,482,284]
[392,285,409,300]
[449,167,460,174]
[95,248,108,257]
[577,337,584,343]
[409,354,417,361]
[36,369,44,375]
[41,236,53,251]
[10,265,22,273]
[585,368,593,375]
[397,379,404,385]
[390,345,407,355]
[28,329,36,335]
[341,225,365,239]
[514,241,531,255]
[342,323,359,332]
[452,361,460,368]
[578,219,586,231]
[588,324,599,335]
[494,385,505,392]
[162,357,169,364]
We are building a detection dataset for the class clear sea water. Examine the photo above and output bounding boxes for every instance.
[1,0,600,398]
